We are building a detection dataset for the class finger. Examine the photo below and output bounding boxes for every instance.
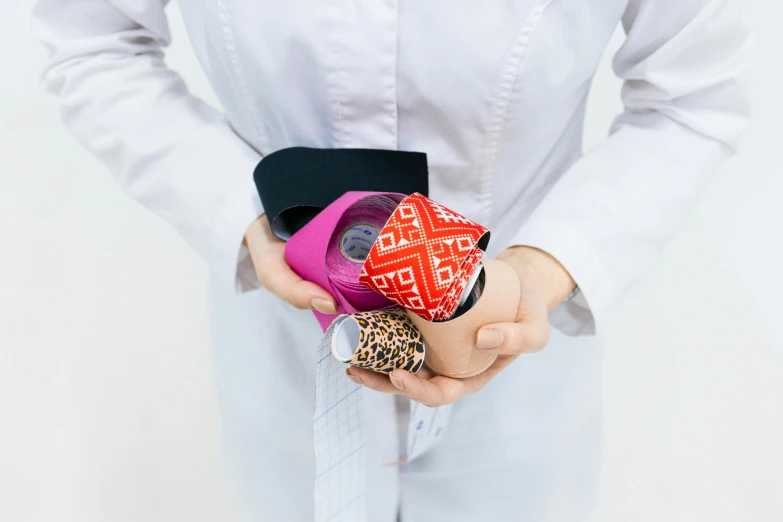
[412,365,438,380]
[259,255,337,312]
[245,215,337,314]
[385,356,520,407]
[387,369,468,407]
[347,366,440,399]
[462,354,517,386]
[476,319,550,355]
[246,215,337,312]
[392,355,514,405]
[346,367,404,395]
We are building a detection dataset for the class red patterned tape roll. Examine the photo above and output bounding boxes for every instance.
[359,193,490,321]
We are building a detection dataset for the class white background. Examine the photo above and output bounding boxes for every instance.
[1,1,781,521]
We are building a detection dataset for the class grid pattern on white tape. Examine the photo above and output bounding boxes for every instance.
[314,318,367,522]
[313,317,453,522]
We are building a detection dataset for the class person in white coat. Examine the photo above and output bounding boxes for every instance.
[32,1,751,521]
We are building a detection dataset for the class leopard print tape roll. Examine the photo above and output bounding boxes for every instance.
[330,309,425,374]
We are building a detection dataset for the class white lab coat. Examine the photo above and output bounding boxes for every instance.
[32,1,751,520]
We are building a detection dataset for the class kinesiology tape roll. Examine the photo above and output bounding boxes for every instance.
[329,309,425,374]
[408,259,520,378]
[359,193,490,322]
[285,191,406,331]
[254,147,429,240]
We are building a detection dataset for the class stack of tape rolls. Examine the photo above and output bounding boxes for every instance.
[284,190,451,522]
[258,149,521,522]
[358,192,518,378]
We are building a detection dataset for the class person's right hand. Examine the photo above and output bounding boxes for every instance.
[244,214,337,314]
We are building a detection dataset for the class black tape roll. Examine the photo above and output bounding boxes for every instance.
[253,147,429,240]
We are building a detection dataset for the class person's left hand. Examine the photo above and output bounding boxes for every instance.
[345,246,576,407]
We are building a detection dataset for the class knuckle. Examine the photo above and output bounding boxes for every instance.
[424,390,453,408]
[289,295,312,310]
[467,382,487,396]
[291,301,311,310]
[523,325,550,353]
[264,279,311,310]
[417,396,442,408]
[254,265,271,285]
[362,381,380,391]
[503,328,526,354]
[530,323,550,352]
[269,286,306,309]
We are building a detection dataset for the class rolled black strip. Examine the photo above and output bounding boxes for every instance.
[253,147,429,240]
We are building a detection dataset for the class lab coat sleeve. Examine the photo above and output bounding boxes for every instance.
[509,0,752,336]
[32,0,264,293]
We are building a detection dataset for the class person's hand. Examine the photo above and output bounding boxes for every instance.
[344,246,576,407]
[244,214,337,314]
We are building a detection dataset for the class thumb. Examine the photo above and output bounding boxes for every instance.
[476,319,550,355]
[258,253,337,312]
[245,214,337,313]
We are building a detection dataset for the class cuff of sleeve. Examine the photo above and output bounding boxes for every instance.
[508,220,616,337]
[209,160,264,295]
[548,289,595,337]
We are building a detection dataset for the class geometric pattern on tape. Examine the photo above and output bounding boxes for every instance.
[359,193,489,321]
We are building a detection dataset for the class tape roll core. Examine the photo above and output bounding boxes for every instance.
[339,223,380,262]
[458,263,483,308]
[408,259,519,378]
[332,316,361,361]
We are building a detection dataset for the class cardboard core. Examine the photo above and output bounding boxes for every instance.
[458,263,483,307]
[339,223,379,262]
[450,268,485,320]
[332,316,361,362]
[408,259,520,378]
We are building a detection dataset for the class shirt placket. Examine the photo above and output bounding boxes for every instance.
[324,0,399,150]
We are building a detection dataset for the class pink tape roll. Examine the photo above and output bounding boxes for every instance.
[285,191,406,331]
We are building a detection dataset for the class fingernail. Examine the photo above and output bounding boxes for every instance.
[477,329,504,350]
[345,368,363,385]
[389,373,405,391]
[311,297,337,314]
